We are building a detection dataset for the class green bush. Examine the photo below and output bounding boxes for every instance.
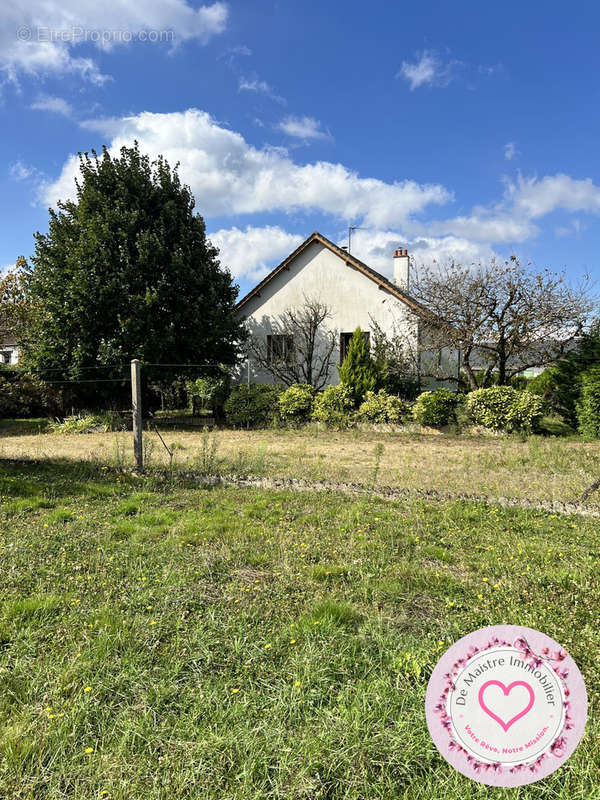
[278,383,315,424]
[311,384,355,428]
[186,368,230,419]
[50,412,125,434]
[224,383,283,428]
[412,388,459,427]
[576,366,600,437]
[357,390,409,424]
[0,370,61,418]
[338,327,379,406]
[466,386,545,432]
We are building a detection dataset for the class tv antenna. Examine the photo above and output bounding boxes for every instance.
[348,225,365,254]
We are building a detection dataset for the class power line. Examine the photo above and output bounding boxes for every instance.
[44,378,132,385]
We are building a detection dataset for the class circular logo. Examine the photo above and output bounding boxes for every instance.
[425,625,587,786]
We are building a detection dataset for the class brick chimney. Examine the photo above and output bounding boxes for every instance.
[393,248,410,292]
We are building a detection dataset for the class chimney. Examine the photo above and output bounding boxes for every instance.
[393,248,410,292]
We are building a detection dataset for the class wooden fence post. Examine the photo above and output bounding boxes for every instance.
[131,359,143,471]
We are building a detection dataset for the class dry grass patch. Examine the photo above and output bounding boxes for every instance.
[1,425,600,507]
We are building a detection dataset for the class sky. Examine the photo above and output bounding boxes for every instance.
[1,0,600,298]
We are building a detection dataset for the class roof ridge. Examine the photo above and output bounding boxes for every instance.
[235,230,429,317]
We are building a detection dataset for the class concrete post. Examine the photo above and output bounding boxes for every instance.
[131,359,143,471]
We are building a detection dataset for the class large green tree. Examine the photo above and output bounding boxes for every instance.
[22,143,246,405]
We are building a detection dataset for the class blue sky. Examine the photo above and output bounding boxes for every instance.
[1,0,599,298]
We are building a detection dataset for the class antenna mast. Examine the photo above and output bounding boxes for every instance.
[348,225,364,254]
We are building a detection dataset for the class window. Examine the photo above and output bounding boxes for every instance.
[0,351,11,365]
[267,334,295,364]
[339,331,369,365]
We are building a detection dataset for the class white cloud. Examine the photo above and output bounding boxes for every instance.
[222,44,251,57]
[9,160,43,181]
[1,0,227,85]
[423,212,537,243]
[30,93,72,116]
[504,141,518,161]
[396,50,453,90]
[344,228,496,276]
[41,108,453,227]
[506,173,600,219]
[555,219,585,239]
[238,76,285,105]
[209,225,303,282]
[278,115,331,142]
[34,108,600,271]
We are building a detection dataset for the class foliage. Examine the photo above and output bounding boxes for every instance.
[224,383,283,428]
[0,258,30,344]
[576,366,600,438]
[338,327,380,406]
[466,386,545,432]
[21,143,246,408]
[186,367,230,419]
[278,383,315,424]
[412,388,459,427]
[0,369,61,418]
[248,295,336,390]
[49,412,126,434]
[526,322,600,426]
[369,318,421,398]
[357,390,409,424]
[311,384,355,427]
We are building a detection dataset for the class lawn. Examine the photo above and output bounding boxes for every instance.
[2,424,600,508]
[1,459,599,798]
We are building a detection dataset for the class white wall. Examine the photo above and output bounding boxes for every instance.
[237,240,419,386]
[0,344,19,365]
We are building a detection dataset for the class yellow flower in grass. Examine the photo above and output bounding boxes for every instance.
[83,686,92,693]
[85,747,94,754]
[264,643,272,649]
[231,688,239,694]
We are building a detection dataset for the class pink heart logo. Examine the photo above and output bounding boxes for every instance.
[478,680,535,732]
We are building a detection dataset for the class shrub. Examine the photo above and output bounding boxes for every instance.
[412,388,459,427]
[50,412,125,434]
[224,383,283,428]
[466,386,544,432]
[186,368,230,419]
[523,322,600,425]
[0,370,61,418]
[357,390,409,424]
[338,327,379,406]
[278,383,315,424]
[311,384,355,428]
[576,366,600,437]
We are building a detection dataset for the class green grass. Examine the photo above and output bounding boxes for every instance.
[1,460,599,798]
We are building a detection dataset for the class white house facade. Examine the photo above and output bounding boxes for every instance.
[235,231,459,390]
[0,339,19,365]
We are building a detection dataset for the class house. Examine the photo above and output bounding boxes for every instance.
[235,231,459,390]
[0,337,18,365]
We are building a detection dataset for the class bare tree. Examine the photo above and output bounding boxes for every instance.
[248,295,337,389]
[408,256,595,390]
